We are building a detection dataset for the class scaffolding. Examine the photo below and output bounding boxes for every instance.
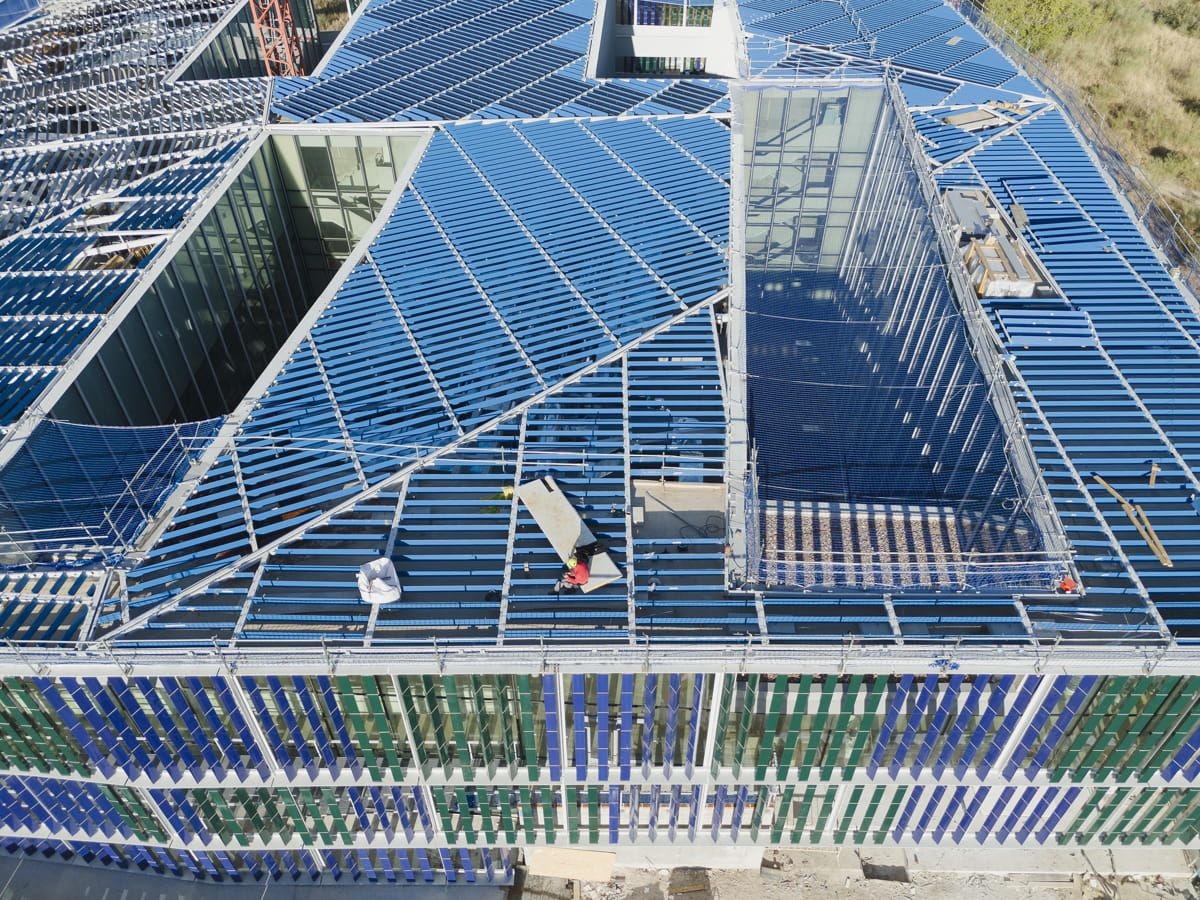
[249,0,303,76]
[0,418,222,567]
[0,0,267,241]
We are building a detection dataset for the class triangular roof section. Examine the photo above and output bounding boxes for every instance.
[107,300,726,645]
[98,118,731,640]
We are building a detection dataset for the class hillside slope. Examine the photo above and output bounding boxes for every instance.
[984,0,1200,249]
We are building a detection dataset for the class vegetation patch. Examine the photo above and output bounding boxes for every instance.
[985,0,1200,252]
[1155,0,1200,36]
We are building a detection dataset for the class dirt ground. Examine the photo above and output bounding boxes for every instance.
[516,849,1200,900]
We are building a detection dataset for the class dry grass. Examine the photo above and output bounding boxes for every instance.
[313,0,348,34]
[987,0,1200,242]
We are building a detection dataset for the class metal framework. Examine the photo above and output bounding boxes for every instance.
[250,0,303,76]
[2,0,1200,884]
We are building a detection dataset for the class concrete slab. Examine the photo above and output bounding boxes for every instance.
[613,846,763,871]
[757,846,1194,879]
[631,480,724,542]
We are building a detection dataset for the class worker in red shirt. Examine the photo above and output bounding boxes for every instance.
[563,553,590,587]
[554,541,604,593]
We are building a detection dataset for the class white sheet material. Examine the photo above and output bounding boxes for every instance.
[516,476,622,593]
[357,557,402,604]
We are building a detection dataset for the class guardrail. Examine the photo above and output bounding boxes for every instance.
[885,73,1076,570]
[0,632,1184,677]
[741,444,761,585]
[758,550,1069,593]
[734,74,1073,594]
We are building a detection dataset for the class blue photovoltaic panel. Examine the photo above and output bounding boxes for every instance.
[272,0,728,122]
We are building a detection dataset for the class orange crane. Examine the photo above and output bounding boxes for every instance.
[250,0,303,77]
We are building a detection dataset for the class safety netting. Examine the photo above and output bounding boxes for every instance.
[736,83,1066,592]
[0,417,222,567]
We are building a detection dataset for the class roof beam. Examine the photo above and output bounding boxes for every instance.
[621,355,636,644]
[364,479,408,648]
[100,290,728,642]
[496,413,527,646]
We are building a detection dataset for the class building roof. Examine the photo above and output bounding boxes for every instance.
[270,0,730,121]
[1,0,1199,653]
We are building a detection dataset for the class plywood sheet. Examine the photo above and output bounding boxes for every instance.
[517,476,622,593]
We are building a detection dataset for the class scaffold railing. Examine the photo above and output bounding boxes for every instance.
[885,71,1074,568]
[742,35,887,80]
[741,443,761,586]
[743,2,1200,301]
[0,418,222,568]
[0,0,266,150]
[0,630,1185,674]
[756,548,1070,593]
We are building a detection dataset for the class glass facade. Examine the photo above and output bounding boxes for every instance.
[54,132,422,426]
[616,0,713,27]
[272,132,419,283]
[618,56,708,76]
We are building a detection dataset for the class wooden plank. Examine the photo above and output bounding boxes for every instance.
[526,848,614,881]
[517,476,622,593]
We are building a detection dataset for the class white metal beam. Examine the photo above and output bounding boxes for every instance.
[101,291,727,642]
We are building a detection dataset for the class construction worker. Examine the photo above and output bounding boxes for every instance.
[1056,574,1078,594]
[554,540,604,593]
[482,484,515,514]
[561,552,590,589]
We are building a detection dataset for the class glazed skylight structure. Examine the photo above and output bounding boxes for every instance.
[2,0,1200,885]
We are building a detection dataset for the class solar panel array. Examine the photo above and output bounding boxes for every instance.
[270,0,730,122]
[53,0,1190,650]
[0,0,267,241]
[957,111,1200,640]
[104,118,730,644]
[739,0,1041,107]
[0,0,263,147]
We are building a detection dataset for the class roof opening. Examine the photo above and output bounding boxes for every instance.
[589,0,738,78]
[52,130,425,427]
[730,83,1070,597]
